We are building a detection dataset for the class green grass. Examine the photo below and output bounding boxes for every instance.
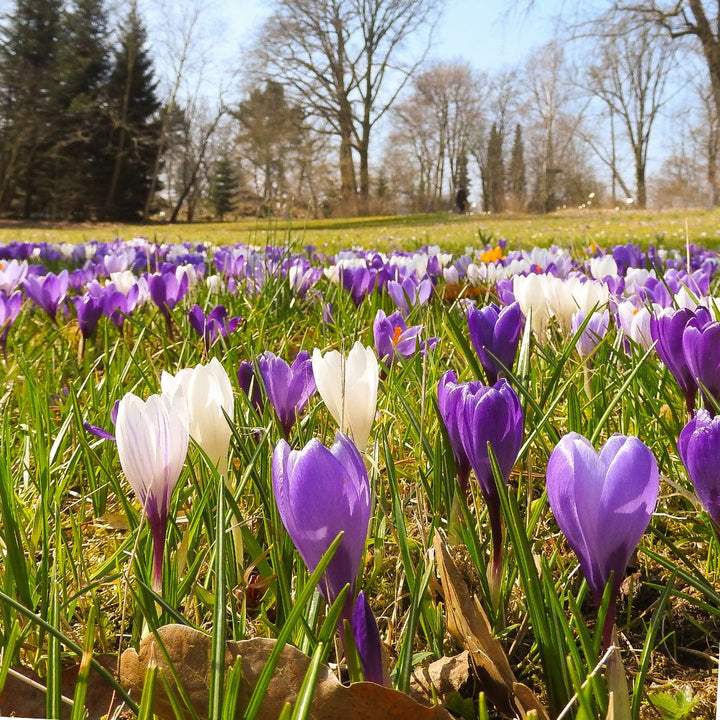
[2,205,720,252]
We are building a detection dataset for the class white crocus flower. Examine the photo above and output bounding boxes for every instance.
[616,301,659,350]
[589,255,617,280]
[312,341,379,449]
[513,274,551,338]
[161,357,234,472]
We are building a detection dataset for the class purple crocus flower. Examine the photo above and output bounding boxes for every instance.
[0,291,22,355]
[373,309,431,366]
[651,307,712,413]
[682,316,720,408]
[102,284,140,330]
[72,293,105,339]
[458,378,523,584]
[467,302,523,384]
[352,591,384,685]
[238,360,264,414]
[387,273,433,316]
[546,432,658,649]
[188,304,241,350]
[340,267,376,307]
[678,410,720,526]
[437,370,474,492]
[571,309,609,360]
[148,270,189,326]
[23,270,69,322]
[258,351,316,437]
[272,432,370,621]
[0,259,28,294]
[84,400,120,442]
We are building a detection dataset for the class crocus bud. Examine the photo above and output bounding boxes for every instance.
[546,432,658,649]
[682,317,720,408]
[115,389,189,592]
[352,591,385,685]
[467,302,523,384]
[161,357,234,471]
[312,341,379,449]
[272,433,370,619]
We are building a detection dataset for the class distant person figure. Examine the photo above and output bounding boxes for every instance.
[455,186,468,214]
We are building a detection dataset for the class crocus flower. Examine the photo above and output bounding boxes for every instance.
[458,378,524,586]
[546,432,658,649]
[437,370,474,492]
[0,291,22,355]
[238,360,263,414]
[571,309,609,360]
[73,293,105,339]
[340,267,376,306]
[352,591,384,685]
[682,317,720,407]
[678,410,720,526]
[373,309,433,366]
[512,274,550,337]
[115,389,189,592]
[386,273,433,316]
[651,307,712,413]
[272,432,370,620]
[188,304,241,350]
[467,302,523,384]
[258,350,316,437]
[312,342,379,449]
[148,270,189,326]
[102,283,140,330]
[161,357,234,472]
[0,259,28,294]
[23,270,69,322]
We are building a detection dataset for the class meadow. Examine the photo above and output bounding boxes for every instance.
[0,209,719,720]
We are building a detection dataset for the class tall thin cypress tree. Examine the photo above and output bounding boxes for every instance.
[509,123,526,211]
[486,122,505,214]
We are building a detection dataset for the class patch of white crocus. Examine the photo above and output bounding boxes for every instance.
[161,357,235,472]
[312,341,379,449]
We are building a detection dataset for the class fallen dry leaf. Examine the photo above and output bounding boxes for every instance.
[120,623,452,720]
[432,529,549,720]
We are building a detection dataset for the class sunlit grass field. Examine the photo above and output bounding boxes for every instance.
[2,206,720,251]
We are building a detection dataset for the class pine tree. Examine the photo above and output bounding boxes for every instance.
[54,0,112,218]
[486,123,505,214]
[208,155,238,220]
[509,123,526,211]
[0,0,63,217]
[103,1,160,220]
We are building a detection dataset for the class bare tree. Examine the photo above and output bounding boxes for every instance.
[253,0,440,215]
[583,22,676,208]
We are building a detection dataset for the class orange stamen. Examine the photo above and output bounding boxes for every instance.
[392,326,402,345]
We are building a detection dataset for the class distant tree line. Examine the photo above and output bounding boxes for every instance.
[0,0,718,221]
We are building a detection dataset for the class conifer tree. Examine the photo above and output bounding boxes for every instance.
[509,123,526,211]
[103,1,160,220]
[486,122,505,214]
[54,0,112,218]
[208,155,239,220]
[0,0,63,217]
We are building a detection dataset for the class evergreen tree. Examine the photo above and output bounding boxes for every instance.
[509,123,526,210]
[54,0,112,218]
[208,155,238,220]
[0,0,63,217]
[486,122,505,213]
[103,2,160,220]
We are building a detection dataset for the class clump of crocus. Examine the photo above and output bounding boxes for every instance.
[115,388,189,593]
[272,432,370,623]
[161,357,234,474]
[257,350,316,437]
[312,341,379,449]
[546,432,659,650]
[467,301,523,384]
[188,304,241,351]
[373,309,436,366]
[679,410,720,527]
[23,270,69,322]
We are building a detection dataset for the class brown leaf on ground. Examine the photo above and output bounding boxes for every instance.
[0,654,122,720]
[432,529,549,720]
[410,650,474,702]
[120,623,452,720]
